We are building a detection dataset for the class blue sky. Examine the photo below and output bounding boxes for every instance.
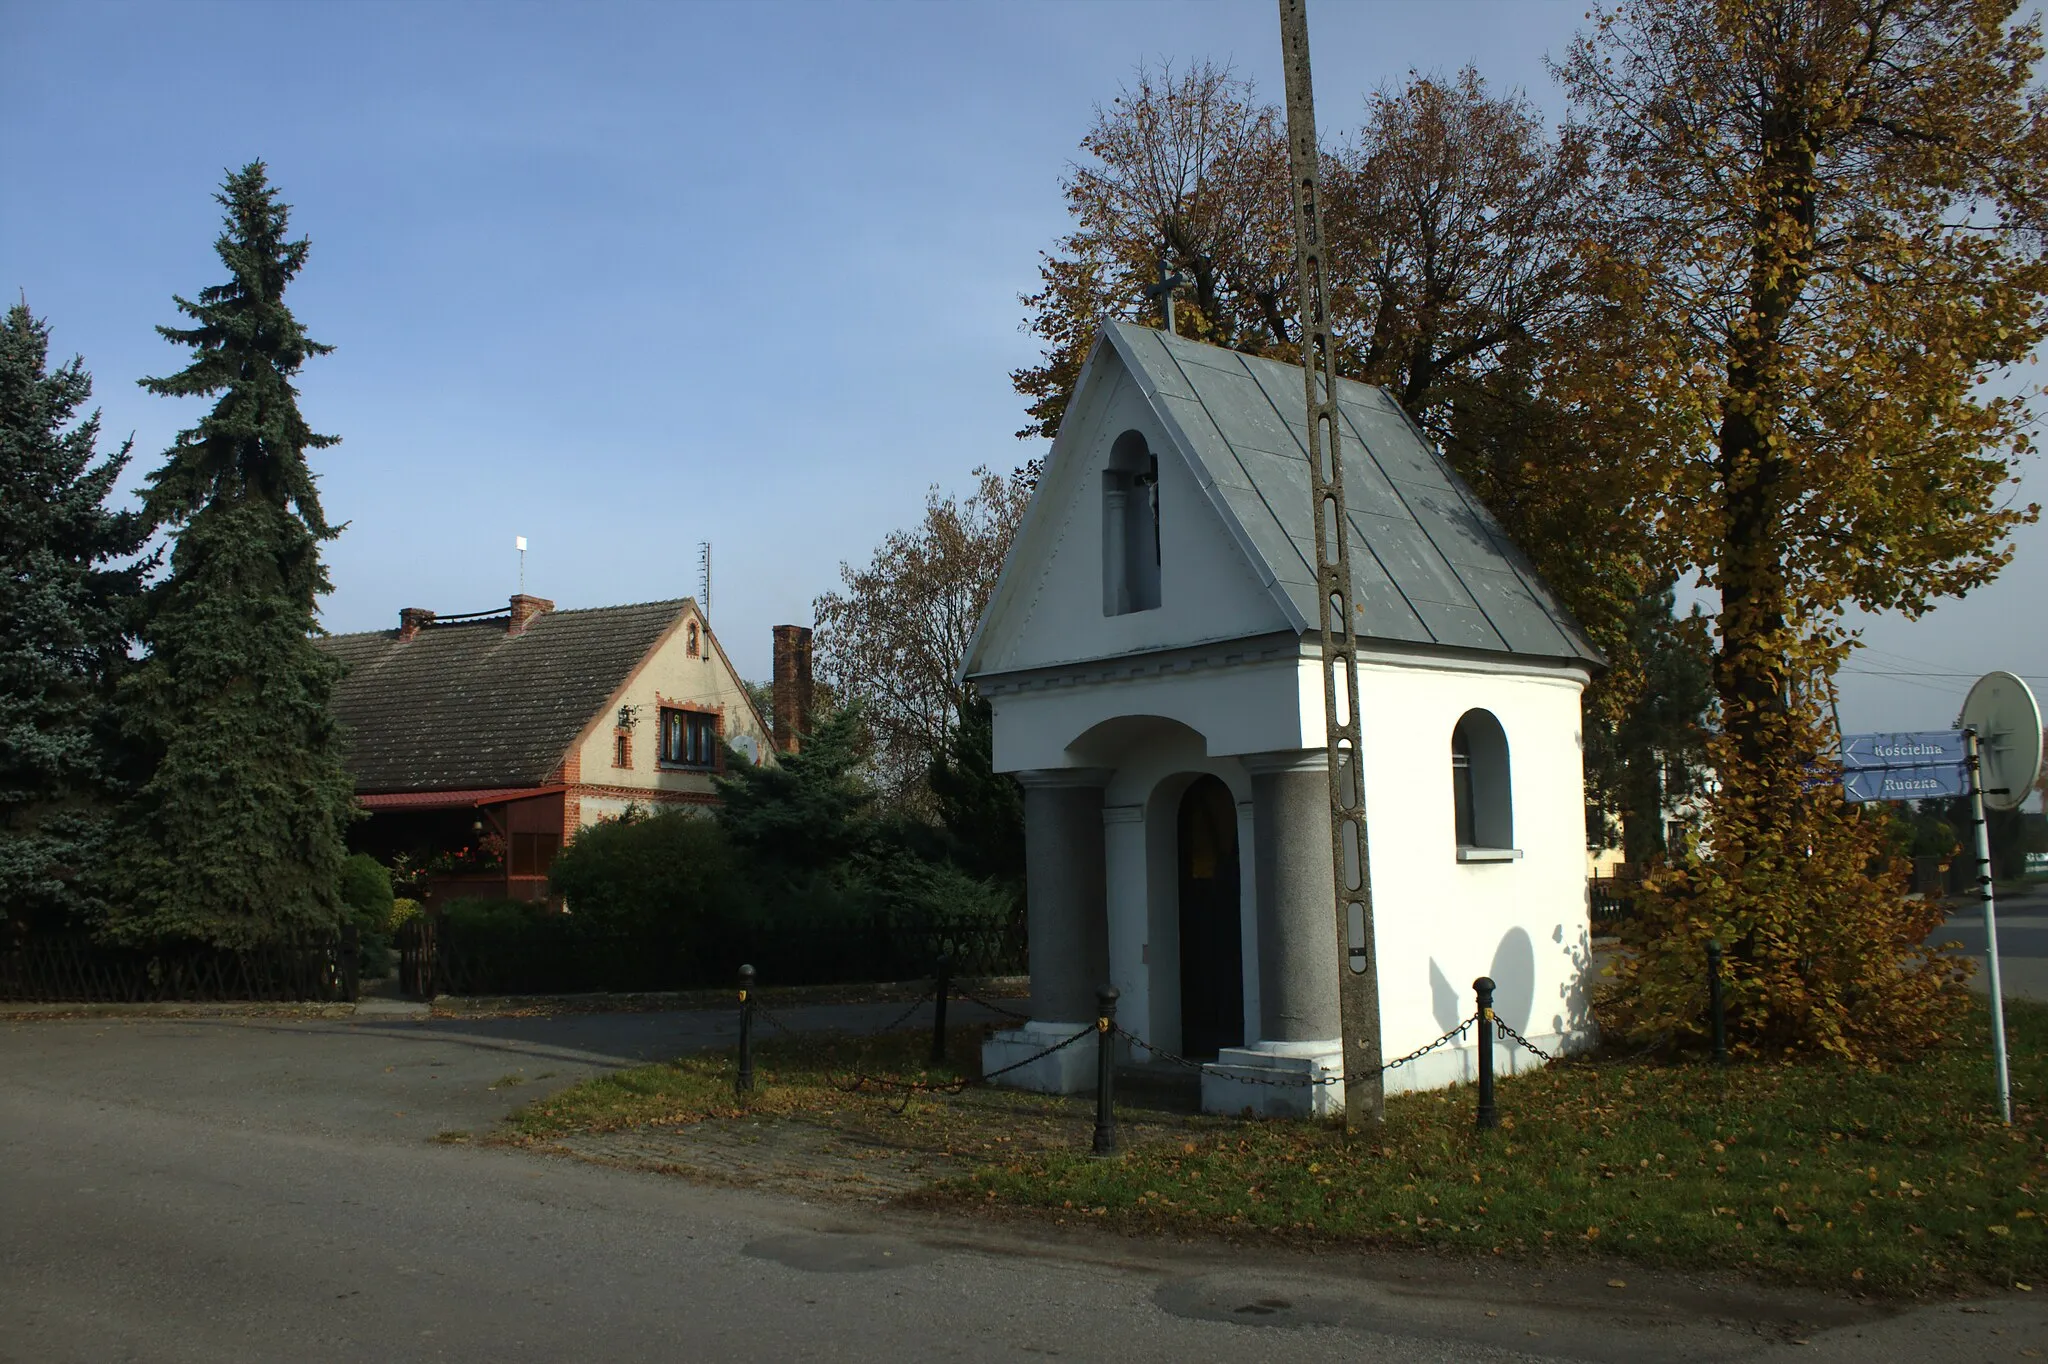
[4,0,2044,736]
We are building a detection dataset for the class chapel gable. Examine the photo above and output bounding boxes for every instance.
[972,354,1292,678]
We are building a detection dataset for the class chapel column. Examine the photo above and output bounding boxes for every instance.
[980,768,1112,1094]
[1016,768,1112,1023]
[1244,750,1342,1042]
[1199,750,1343,1117]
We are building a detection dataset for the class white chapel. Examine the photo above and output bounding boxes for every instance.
[963,321,1603,1115]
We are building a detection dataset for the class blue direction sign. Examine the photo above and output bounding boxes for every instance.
[1840,730,1969,770]
[1842,764,1970,803]
[1838,729,1972,804]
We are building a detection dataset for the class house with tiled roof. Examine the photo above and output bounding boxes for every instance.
[318,593,806,906]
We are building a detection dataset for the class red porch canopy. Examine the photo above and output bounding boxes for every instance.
[356,786,565,812]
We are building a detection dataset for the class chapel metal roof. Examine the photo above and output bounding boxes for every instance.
[316,599,689,792]
[1101,320,1602,666]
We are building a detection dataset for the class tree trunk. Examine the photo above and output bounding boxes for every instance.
[1714,87,1816,768]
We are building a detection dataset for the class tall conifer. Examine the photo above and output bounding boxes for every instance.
[113,163,355,946]
[0,304,150,930]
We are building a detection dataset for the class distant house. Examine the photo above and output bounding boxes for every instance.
[318,593,804,906]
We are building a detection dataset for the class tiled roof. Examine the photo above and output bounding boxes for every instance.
[1102,322,1602,665]
[317,600,687,793]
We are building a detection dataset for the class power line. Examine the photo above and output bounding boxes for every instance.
[1853,641,1962,672]
[1840,672,1969,698]
[1842,669,2048,681]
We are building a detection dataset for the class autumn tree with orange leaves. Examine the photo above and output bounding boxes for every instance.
[1564,0,2048,1058]
[1015,60,1684,859]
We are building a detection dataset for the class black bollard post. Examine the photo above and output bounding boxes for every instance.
[1706,940,1728,1065]
[1474,976,1499,1130]
[735,964,756,1097]
[930,953,952,1067]
[1092,984,1120,1157]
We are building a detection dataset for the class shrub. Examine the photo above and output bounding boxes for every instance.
[1602,711,1966,1062]
[853,850,1016,930]
[338,854,394,921]
[439,896,548,932]
[388,897,423,933]
[337,853,395,977]
[548,810,742,936]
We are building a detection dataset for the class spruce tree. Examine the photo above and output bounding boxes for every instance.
[0,304,150,931]
[112,163,355,947]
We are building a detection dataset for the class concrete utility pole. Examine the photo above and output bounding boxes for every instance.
[1278,0,1384,1127]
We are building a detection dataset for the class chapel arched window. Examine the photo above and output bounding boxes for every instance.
[1452,709,1517,862]
[1102,430,1161,615]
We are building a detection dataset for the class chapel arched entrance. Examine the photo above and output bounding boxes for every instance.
[1177,774,1244,1058]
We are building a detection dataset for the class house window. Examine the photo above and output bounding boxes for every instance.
[659,706,719,768]
[1102,429,1161,615]
[613,731,632,769]
[1452,709,1517,861]
[687,622,700,657]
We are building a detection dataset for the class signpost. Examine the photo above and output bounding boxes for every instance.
[1839,673,2043,1126]
[1958,672,2042,1127]
[1837,728,1970,804]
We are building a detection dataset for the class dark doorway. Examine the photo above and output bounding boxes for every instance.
[1177,775,1244,1058]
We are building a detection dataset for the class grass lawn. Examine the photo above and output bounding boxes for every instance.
[504,998,2048,1297]
[503,1019,1205,1164]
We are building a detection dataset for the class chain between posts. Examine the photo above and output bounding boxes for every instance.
[826,1022,1098,1113]
[1111,1016,1479,1090]
[873,990,935,1035]
[759,1005,1535,1095]
[752,983,1027,1040]
[1491,1017,1558,1066]
[951,986,1032,1022]
[747,998,1096,1110]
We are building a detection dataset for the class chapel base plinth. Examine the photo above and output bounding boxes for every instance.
[981,1021,1097,1095]
[1200,1039,1343,1118]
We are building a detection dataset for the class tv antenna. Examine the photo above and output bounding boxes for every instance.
[698,541,712,622]
[515,535,527,594]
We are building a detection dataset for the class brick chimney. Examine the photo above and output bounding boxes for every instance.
[508,594,554,637]
[397,607,435,642]
[771,625,814,755]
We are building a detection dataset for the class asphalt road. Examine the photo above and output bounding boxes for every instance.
[1938,880,2048,1002]
[3,1007,2044,1364]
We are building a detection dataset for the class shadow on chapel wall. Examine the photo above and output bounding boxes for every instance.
[1489,926,1536,1037]
[1429,957,1461,1036]
[1550,920,1596,1040]
[1428,926,1544,1039]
